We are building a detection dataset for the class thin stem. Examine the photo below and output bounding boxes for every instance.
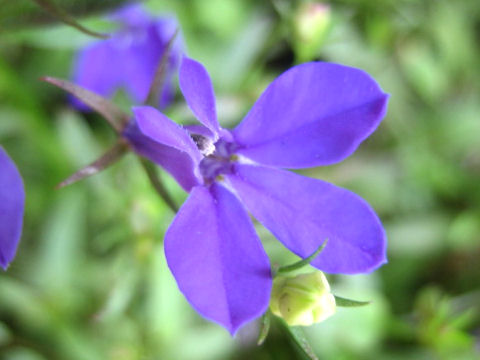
[139,158,178,213]
[32,0,108,39]
[57,140,128,188]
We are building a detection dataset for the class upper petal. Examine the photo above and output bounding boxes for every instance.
[165,184,272,334]
[108,3,152,27]
[124,106,202,191]
[122,19,182,107]
[0,146,25,270]
[179,57,220,138]
[73,11,181,109]
[226,164,387,274]
[72,40,122,109]
[233,62,389,168]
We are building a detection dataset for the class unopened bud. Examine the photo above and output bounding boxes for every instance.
[270,271,336,326]
[293,3,332,62]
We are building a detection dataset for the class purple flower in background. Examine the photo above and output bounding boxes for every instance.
[0,146,25,270]
[125,57,389,334]
[72,3,181,109]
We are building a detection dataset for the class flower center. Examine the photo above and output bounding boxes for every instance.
[195,137,238,184]
[191,134,216,156]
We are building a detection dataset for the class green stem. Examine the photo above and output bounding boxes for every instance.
[139,158,178,213]
[31,0,108,38]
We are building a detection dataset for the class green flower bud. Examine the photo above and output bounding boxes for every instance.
[270,271,336,326]
[293,2,332,62]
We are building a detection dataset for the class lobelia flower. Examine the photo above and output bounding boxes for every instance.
[72,3,181,109]
[123,57,389,334]
[0,146,25,270]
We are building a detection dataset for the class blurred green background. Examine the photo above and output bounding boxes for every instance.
[1,0,480,359]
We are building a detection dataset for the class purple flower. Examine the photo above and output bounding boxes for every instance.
[125,57,389,334]
[0,146,25,270]
[72,4,181,109]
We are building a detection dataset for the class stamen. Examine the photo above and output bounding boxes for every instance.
[191,134,216,156]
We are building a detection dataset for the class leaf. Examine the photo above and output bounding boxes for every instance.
[277,239,328,274]
[334,295,371,307]
[285,324,319,360]
[41,76,129,133]
[257,311,271,346]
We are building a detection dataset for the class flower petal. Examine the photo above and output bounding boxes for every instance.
[124,106,202,191]
[0,147,25,270]
[122,20,181,107]
[72,40,122,109]
[179,57,220,138]
[233,62,389,168]
[72,14,181,109]
[108,3,151,26]
[227,164,387,274]
[165,184,272,334]
[132,106,201,162]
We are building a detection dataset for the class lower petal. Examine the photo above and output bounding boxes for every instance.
[227,164,387,274]
[165,184,272,334]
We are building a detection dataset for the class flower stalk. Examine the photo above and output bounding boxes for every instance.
[31,0,108,39]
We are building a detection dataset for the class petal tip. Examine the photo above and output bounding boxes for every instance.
[0,261,10,271]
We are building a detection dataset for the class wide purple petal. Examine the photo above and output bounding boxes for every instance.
[72,40,122,109]
[179,57,220,138]
[227,164,387,274]
[165,184,272,334]
[0,147,25,270]
[233,62,389,168]
[72,13,181,109]
[122,20,181,107]
[108,3,151,27]
[124,106,202,191]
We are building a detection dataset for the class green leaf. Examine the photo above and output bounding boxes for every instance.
[334,295,371,307]
[257,311,271,346]
[277,240,327,274]
[285,324,319,360]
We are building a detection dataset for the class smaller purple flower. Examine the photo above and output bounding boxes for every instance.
[125,57,389,334]
[72,3,181,109]
[0,146,25,270]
